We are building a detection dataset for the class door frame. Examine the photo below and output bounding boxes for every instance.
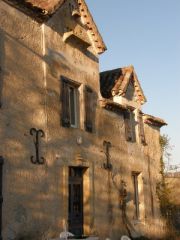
[68,167,86,235]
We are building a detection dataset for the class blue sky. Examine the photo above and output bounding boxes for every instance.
[86,0,180,166]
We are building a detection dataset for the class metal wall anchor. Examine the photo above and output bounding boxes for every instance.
[30,128,45,165]
[103,140,112,171]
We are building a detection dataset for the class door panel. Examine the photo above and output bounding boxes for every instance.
[68,167,83,235]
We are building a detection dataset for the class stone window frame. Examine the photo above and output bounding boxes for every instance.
[61,76,81,129]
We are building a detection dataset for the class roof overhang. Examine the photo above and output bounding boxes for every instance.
[143,114,167,128]
[100,98,134,115]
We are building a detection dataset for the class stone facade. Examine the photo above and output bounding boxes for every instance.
[0,1,167,239]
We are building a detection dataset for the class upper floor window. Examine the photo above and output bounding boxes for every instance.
[61,77,95,133]
[61,77,80,128]
[124,109,136,142]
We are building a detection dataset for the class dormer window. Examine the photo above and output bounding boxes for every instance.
[124,109,136,142]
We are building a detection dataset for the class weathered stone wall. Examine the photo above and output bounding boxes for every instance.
[0,1,165,239]
[96,107,165,239]
[0,1,52,239]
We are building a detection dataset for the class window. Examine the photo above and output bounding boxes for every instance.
[124,109,136,142]
[61,77,95,132]
[61,78,80,128]
[132,172,140,219]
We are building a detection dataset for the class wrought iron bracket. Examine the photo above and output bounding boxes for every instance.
[103,140,112,171]
[30,128,45,165]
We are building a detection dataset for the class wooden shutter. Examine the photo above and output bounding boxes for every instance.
[84,86,93,133]
[138,113,146,144]
[124,110,133,141]
[124,110,137,142]
[61,80,70,128]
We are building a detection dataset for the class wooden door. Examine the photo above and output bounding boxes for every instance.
[68,167,83,235]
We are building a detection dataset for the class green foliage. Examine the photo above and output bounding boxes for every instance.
[160,134,173,170]
[157,135,172,217]
[157,134,179,239]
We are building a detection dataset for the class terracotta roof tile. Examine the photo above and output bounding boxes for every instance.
[4,0,65,14]
[100,68,124,98]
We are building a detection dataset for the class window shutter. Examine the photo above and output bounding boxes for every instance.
[84,86,93,133]
[138,113,146,144]
[61,80,70,128]
[124,110,133,141]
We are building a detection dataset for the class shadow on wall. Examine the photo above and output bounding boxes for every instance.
[45,2,99,63]
[0,28,169,240]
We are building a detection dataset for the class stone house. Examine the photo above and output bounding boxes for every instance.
[0,0,167,239]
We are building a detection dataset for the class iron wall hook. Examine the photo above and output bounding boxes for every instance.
[103,141,113,171]
[30,128,45,165]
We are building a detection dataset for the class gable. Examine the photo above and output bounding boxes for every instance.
[100,65,147,104]
[3,0,106,54]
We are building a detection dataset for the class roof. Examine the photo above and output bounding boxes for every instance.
[100,65,147,104]
[3,0,64,18]
[3,0,107,54]
[143,114,167,128]
[77,0,107,54]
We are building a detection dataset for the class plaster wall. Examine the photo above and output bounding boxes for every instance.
[0,1,56,238]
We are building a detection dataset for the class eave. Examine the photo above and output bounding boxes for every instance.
[3,0,65,22]
[143,114,167,128]
[77,0,107,54]
[100,98,128,115]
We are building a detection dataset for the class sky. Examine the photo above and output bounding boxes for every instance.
[86,0,180,166]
